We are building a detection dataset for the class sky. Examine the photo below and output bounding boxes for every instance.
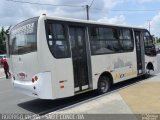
[0,0,160,37]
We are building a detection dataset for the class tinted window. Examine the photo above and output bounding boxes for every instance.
[143,31,156,56]
[46,23,70,58]
[119,29,134,51]
[144,31,153,47]
[90,27,99,40]
[10,17,38,55]
[89,27,134,55]
[89,27,121,54]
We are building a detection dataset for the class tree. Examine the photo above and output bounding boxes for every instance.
[0,26,11,54]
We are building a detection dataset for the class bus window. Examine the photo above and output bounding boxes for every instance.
[119,29,134,51]
[143,31,156,56]
[89,27,121,54]
[10,18,38,55]
[46,23,70,58]
[144,31,153,47]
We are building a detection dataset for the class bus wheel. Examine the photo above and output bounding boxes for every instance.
[143,69,151,79]
[97,76,111,94]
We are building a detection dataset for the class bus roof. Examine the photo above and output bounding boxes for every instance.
[45,15,146,30]
[11,15,146,31]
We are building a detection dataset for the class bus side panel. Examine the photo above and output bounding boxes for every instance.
[91,52,137,90]
[52,59,75,98]
[145,55,157,72]
[112,52,137,83]
[91,54,111,90]
[37,16,74,99]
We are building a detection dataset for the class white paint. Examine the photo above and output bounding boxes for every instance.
[12,72,53,99]
[82,85,89,90]
[74,87,80,92]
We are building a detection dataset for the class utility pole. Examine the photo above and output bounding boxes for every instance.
[86,5,89,20]
[147,20,151,32]
[85,0,95,20]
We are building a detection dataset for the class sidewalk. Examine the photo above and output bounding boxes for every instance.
[0,68,5,79]
[119,76,160,114]
[42,74,160,119]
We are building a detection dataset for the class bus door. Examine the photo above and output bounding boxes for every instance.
[134,31,145,75]
[69,26,91,93]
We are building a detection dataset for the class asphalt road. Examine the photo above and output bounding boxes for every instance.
[0,55,159,115]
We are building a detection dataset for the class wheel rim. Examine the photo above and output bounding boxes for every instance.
[100,80,108,92]
[146,69,150,75]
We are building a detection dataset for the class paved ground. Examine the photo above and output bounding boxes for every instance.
[53,93,133,114]
[119,77,160,114]
[0,68,5,78]
[0,78,34,114]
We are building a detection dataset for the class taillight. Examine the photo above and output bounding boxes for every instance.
[32,76,39,83]
[32,78,34,83]
[35,76,38,81]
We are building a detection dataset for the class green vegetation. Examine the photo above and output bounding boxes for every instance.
[154,37,160,46]
[0,26,11,54]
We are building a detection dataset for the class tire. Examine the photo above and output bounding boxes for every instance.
[143,69,151,79]
[97,76,111,94]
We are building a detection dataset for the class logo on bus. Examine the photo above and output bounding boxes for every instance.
[17,72,26,80]
[115,69,136,80]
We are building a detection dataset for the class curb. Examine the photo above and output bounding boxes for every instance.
[0,68,5,79]
[0,76,5,79]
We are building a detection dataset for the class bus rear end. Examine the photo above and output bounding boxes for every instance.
[9,17,53,99]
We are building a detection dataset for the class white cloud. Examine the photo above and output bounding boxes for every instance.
[140,12,160,37]
[104,0,122,9]
[98,15,126,25]
[150,12,160,37]
[0,0,123,26]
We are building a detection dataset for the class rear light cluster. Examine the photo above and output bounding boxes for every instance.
[32,76,39,83]
[59,80,65,89]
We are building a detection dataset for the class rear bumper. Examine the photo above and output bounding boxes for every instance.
[12,72,53,99]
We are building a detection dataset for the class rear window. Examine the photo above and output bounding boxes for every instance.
[10,17,38,55]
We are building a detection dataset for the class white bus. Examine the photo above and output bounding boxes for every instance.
[8,14,157,99]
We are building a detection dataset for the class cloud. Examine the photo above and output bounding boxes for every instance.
[140,12,160,37]
[104,0,125,9]
[150,12,160,37]
[0,0,127,24]
[0,0,92,27]
[98,15,126,25]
